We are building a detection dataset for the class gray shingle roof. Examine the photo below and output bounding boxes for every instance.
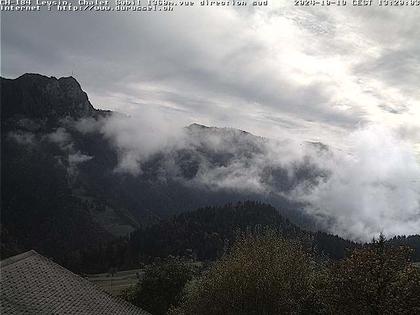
[1,250,150,315]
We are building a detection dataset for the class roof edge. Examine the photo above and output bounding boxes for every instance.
[1,250,38,268]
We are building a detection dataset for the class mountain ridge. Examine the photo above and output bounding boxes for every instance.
[2,73,419,272]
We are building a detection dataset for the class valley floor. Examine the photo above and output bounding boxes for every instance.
[86,268,144,296]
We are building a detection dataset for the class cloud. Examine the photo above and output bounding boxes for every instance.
[97,111,419,241]
[181,127,319,194]
[46,126,93,178]
[68,152,93,165]
[3,3,419,151]
[8,131,36,146]
[185,123,420,241]
[298,125,420,241]
[8,132,36,146]
[67,151,94,178]
[47,127,72,148]
[97,108,187,175]
[74,117,102,134]
[2,2,420,239]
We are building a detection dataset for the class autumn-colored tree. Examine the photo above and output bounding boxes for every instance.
[170,230,324,315]
[326,234,420,314]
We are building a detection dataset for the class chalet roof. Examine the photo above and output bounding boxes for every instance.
[0,250,149,315]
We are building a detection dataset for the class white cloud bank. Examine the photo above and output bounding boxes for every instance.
[2,1,420,240]
[3,3,420,154]
[95,111,420,241]
[299,125,420,241]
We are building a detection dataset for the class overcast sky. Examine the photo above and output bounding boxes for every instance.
[1,2,420,154]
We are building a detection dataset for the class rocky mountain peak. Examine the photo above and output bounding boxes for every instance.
[1,73,97,122]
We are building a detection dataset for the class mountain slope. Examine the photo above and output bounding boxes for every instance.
[80,202,420,273]
[75,201,358,273]
[1,74,138,263]
[3,73,418,270]
[128,201,356,262]
[0,74,326,266]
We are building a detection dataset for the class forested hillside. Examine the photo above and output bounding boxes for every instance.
[2,74,419,275]
[76,202,420,274]
[0,74,322,263]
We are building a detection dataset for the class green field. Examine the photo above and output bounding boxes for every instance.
[86,269,144,296]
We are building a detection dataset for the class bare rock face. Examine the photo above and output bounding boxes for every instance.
[1,73,96,123]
